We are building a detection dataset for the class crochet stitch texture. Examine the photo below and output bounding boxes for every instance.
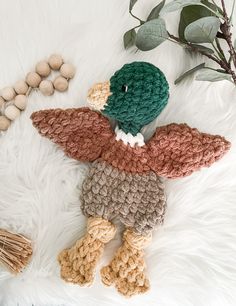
[103,62,169,135]
[31,61,231,297]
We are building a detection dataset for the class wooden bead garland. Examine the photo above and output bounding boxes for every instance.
[2,87,16,101]
[0,54,75,131]
[0,96,5,109]
[48,54,63,70]
[53,76,68,92]
[35,61,51,77]
[60,63,76,79]
[14,95,27,110]
[5,105,21,120]
[26,72,42,88]
[14,80,29,95]
[39,80,54,96]
[0,115,11,131]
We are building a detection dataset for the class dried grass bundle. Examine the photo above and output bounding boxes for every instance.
[0,229,32,273]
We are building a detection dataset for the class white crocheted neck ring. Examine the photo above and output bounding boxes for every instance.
[115,126,145,147]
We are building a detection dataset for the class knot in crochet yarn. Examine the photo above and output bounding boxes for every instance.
[87,217,116,243]
[124,229,152,250]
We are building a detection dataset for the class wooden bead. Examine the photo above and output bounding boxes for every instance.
[0,115,11,131]
[5,105,21,120]
[48,54,63,70]
[14,80,29,95]
[39,80,54,96]
[60,63,75,79]
[53,76,68,92]
[2,87,16,101]
[26,72,41,88]
[36,61,51,77]
[0,96,5,109]
[14,95,27,110]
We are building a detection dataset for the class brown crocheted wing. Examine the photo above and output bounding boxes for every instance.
[147,123,231,179]
[31,107,114,162]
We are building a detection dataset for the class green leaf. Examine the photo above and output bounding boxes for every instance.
[147,0,166,21]
[196,69,232,82]
[175,63,206,84]
[184,16,220,43]
[185,44,214,54]
[201,0,223,15]
[162,0,201,13]
[135,18,168,51]
[178,5,214,41]
[129,0,138,11]
[234,39,236,49]
[123,29,136,49]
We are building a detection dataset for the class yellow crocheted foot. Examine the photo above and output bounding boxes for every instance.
[100,228,152,297]
[58,217,116,286]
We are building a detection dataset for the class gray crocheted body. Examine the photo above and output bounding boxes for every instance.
[81,160,166,235]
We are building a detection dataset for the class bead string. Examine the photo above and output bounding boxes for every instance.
[0,54,75,132]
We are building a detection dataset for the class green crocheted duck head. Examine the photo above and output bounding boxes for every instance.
[87,62,169,136]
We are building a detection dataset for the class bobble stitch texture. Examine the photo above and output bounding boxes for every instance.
[58,217,116,286]
[31,61,231,297]
[103,62,169,136]
[100,229,152,297]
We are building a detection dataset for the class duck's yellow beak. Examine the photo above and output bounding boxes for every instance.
[87,81,112,111]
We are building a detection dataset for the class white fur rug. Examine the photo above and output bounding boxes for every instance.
[0,0,236,305]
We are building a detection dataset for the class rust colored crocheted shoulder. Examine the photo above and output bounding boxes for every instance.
[146,123,231,178]
[31,108,230,178]
[31,107,114,162]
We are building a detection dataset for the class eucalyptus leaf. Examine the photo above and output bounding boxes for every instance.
[196,69,232,82]
[147,0,166,21]
[129,0,138,11]
[234,39,236,49]
[123,29,136,49]
[184,16,220,43]
[185,44,214,54]
[135,18,168,51]
[178,5,214,41]
[175,63,205,84]
[162,0,201,13]
[201,0,223,15]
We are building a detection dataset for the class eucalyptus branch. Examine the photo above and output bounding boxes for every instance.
[168,32,236,83]
[124,0,236,85]
[211,0,218,7]
[168,33,220,64]
[211,42,224,61]
[230,0,236,21]
[215,38,228,62]
[129,11,144,24]
[201,4,225,20]
[220,0,236,68]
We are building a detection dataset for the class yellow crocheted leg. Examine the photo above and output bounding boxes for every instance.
[100,228,152,297]
[58,217,116,286]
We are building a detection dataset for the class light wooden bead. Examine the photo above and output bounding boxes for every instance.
[2,87,16,101]
[5,105,21,120]
[14,80,29,95]
[14,95,27,110]
[26,72,41,88]
[48,54,63,70]
[0,96,5,109]
[36,61,51,77]
[0,115,11,131]
[60,63,75,79]
[39,80,54,96]
[53,76,68,92]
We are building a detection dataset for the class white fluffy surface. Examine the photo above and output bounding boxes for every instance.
[0,0,236,305]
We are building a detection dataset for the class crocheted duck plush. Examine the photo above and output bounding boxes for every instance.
[31,62,230,297]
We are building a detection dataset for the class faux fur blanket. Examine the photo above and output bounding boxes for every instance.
[0,0,236,305]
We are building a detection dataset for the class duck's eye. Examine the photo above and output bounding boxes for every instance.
[121,84,128,92]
